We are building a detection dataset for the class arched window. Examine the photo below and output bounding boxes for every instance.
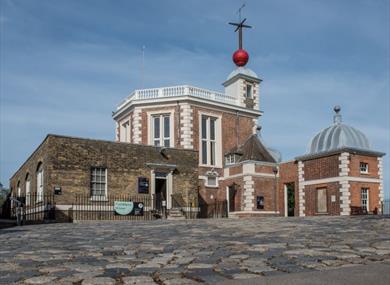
[36,162,43,202]
[17,181,21,197]
[25,173,31,206]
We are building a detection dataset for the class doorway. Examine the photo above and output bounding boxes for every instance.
[228,184,237,212]
[155,173,167,210]
[284,183,295,217]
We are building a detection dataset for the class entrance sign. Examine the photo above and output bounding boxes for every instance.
[114,201,144,216]
[114,201,134,215]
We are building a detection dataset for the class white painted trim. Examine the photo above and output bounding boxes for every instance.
[229,210,280,214]
[301,176,381,186]
[132,108,142,144]
[114,95,262,119]
[198,111,222,168]
[284,184,288,217]
[147,109,175,147]
[221,172,277,180]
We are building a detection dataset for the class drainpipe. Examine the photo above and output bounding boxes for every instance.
[273,166,279,213]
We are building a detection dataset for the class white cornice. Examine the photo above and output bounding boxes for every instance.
[113,95,262,120]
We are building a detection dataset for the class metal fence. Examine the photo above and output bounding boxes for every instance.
[73,194,158,221]
[10,194,57,225]
[382,200,390,215]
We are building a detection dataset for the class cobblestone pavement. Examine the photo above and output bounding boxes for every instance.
[0,216,389,284]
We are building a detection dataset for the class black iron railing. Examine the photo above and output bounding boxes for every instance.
[73,194,158,221]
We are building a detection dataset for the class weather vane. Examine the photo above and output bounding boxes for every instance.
[229,3,252,66]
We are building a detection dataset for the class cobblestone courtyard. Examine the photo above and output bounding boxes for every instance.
[1,217,390,284]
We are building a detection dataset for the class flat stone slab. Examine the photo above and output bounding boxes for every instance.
[0,217,389,285]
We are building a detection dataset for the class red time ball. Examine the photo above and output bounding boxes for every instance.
[232,49,249,66]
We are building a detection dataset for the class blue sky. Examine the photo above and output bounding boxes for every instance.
[1,0,389,197]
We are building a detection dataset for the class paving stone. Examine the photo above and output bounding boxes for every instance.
[122,275,157,285]
[81,277,116,285]
[0,217,389,283]
[24,276,58,284]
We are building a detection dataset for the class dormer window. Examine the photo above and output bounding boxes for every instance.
[246,84,252,98]
[225,154,240,165]
[360,162,368,174]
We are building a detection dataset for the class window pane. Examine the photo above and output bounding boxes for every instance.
[154,140,160,146]
[202,141,207,164]
[246,84,252,98]
[201,116,207,139]
[208,177,216,186]
[154,117,160,139]
[210,141,215,165]
[164,139,170,147]
[210,118,216,140]
[164,116,170,138]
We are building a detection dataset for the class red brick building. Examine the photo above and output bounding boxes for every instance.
[10,18,385,218]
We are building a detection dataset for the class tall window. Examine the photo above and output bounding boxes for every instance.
[17,181,21,197]
[36,163,44,202]
[201,115,217,165]
[360,162,368,174]
[316,188,327,213]
[91,167,107,197]
[120,121,130,142]
[361,188,369,211]
[246,84,253,98]
[25,174,31,206]
[152,114,171,147]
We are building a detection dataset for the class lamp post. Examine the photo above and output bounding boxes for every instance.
[272,166,279,213]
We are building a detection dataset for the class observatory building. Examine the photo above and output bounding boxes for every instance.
[9,18,385,219]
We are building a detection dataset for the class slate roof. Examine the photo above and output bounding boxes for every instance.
[226,134,277,163]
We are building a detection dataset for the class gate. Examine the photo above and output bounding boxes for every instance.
[10,194,56,224]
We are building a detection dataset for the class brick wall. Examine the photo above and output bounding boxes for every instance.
[253,177,276,211]
[304,182,340,215]
[278,161,299,216]
[349,154,379,178]
[349,182,380,213]
[303,155,339,180]
[9,138,50,197]
[10,135,198,206]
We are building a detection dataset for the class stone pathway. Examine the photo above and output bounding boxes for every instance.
[0,216,389,284]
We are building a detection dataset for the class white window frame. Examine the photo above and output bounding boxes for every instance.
[90,167,108,200]
[361,188,369,212]
[246,84,253,98]
[25,175,31,206]
[225,154,237,165]
[199,112,222,167]
[147,110,174,147]
[205,170,219,188]
[360,162,368,174]
[17,182,21,197]
[36,164,44,202]
[120,119,131,142]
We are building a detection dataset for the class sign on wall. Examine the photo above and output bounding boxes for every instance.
[138,177,149,194]
[114,201,144,216]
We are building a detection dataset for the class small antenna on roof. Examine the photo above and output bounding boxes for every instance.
[141,45,145,89]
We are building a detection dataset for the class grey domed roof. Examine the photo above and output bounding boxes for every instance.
[308,106,370,154]
[227,67,258,81]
